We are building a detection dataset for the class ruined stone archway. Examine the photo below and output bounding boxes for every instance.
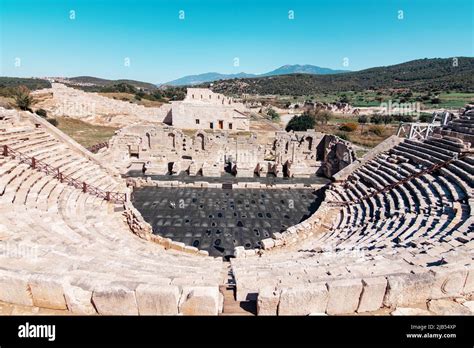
[146,133,151,149]
[196,133,205,150]
[168,133,176,149]
[305,136,313,151]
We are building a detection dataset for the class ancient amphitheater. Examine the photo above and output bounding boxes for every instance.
[0,97,473,315]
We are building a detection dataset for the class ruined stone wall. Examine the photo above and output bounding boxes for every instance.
[32,83,169,127]
[318,135,356,178]
[123,201,210,256]
[170,88,250,131]
[332,135,403,182]
[104,124,355,178]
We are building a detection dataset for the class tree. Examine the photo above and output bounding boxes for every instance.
[313,109,332,125]
[339,94,350,103]
[285,113,315,132]
[357,115,368,124]
[267,108,280,122]
[357,114,368,132]
[35,108,47,118]
[152,90,163,100]
[419,113,433,123]
[14,85,33,110]
[370,114,393,125]
[46,118,58,126]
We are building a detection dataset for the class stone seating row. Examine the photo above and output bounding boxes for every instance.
[0,119,224,315]
[230,135,473,314]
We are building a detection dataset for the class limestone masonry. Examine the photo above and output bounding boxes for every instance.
[102,124,354,178]
[170,88,250,131]
[0,100,472,316]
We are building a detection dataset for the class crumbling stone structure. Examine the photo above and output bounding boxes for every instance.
[102,124,355,178]
[170,88,250,131]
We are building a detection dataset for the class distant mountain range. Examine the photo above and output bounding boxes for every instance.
[161,64,350,86]
[68,76,157,90]
[3,57,472,96]
[206,57,474,95]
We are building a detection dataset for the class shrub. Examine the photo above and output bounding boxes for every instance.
[370,114,393,125]
[430,97,440,104]
[102,82,137,94]
[152,90,163,100]
[285,113,315,132]
[368,125,385,137]
[267,108,280,121]
[419,113,433,123]
[357,115,368,124]
[339,122,358,132]
[313,109,332,124]
[393,114,413,123]
[35,108,47,118]
[335,132,349,141]
[339,94,350,103]
[46,118,58,126]
[14,85,33,110]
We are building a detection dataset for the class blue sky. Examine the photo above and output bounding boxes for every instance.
[1,0,473,83]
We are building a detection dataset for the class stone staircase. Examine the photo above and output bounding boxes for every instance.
[0,111,223,315]
[229,133,473,315]
[0,107,472,316]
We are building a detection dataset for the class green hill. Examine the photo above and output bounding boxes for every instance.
[205,57,474,96]
[69,76,157,90]
[0,77,51,91]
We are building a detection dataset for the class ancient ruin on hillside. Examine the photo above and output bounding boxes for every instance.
[169,88,250,131]
[102,124,355,178]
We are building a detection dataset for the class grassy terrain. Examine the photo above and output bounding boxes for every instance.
[434,92,474,108]
[53,117,119,148]
[317,123,398,148]
[98,92,164,107]
[268,91,474,110]
[0,77,51,90]
[69,76,157,90]
[0,96,15,109]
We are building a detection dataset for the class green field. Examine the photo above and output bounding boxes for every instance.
[433,92,474,108]
[272,90,474,110]
[53,117,119,148]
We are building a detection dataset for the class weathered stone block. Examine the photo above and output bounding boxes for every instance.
[357,277,387,313]
[170,242,186,251]
[257,287,280,315]
[135,284,180,315]
[235,276,261,301]
[279,284,328,315]
[178,286,219,315]
[261,238,275,249]
[430,267,468,299]
[391,307,432,316]
[463,268,474,294]
[64,281,96,315]
[0,272,33,306]
[29,275,67,310]
[327,279,363,315]
[384,273,435,308]
[428,299,471,315]
[233,246,245,258]
[92,286,139,315]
